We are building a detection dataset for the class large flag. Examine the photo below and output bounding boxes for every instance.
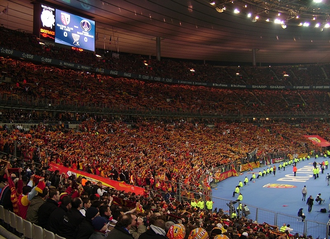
[304,135,330,147]
[49,163,145,195]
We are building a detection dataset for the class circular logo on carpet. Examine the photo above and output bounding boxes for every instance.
[263,183,297,188]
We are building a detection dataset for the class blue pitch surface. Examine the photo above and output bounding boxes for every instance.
[212,156,330,238]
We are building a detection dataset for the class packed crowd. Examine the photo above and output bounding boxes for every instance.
[0,118,325,192]
[0,116,326,239]
[0,151,316,239]
[1,26,330,87]
[1,57,330,118]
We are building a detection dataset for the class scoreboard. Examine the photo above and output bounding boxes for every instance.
[34,2,95,52]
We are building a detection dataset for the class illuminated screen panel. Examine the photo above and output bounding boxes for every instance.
[55,9,95,52]
[39,4,56,41]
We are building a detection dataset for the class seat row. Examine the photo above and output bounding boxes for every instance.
[0,205,65,239]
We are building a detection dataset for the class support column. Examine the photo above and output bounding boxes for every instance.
[156,36,161,61]
[252,48,257,66]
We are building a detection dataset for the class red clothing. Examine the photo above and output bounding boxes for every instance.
[293,166,297,172]
[17,194,30,219]
[7,175,23,215]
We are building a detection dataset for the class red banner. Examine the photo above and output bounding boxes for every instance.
[49,163,145,195]
[304,135,330,147]
[214,168,238,182]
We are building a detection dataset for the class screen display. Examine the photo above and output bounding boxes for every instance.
[35,3,95,52]
[39,4,56,41]
[55,9,95,52]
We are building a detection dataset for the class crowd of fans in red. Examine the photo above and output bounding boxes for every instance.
[1,56,330,117]
[0,26,328,238]
[0,117,325,238]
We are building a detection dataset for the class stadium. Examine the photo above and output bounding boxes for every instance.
[0,0,330,238]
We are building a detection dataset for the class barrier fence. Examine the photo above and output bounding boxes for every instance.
[213,196,329,238]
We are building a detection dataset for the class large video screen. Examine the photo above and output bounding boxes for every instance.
[34,3,95,52]
[55,9,95,51]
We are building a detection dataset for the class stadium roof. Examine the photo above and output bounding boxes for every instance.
[2,0,330,64]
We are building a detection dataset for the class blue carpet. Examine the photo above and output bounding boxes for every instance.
[212,156,330,238]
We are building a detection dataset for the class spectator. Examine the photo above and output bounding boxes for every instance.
[37,187,60,229]
[106,213,135,239]
[138,217,168,239]
[66,197,85,237]
[49,170,60,188]
[99,205,112,221]
[47,195,73,238]
[95,181,107,197]
[128,214,147,239]
[90,215,109,239]
[80,197,92,217]
[76,207,100,239]
[26,181,48,224]
[83,180,93,195]
[4,166,38,219]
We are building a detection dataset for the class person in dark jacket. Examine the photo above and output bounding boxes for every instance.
[297,208,306,222]
[0,184,12,211]
[106,213,135,239]
[307,195,314,212]
[49,170,60,188]
[37,187,59,229]
[47,195,73,238]
[66,197,85,238]
[76,207,100,239]
[83,180,93,195]
[138,218,168,239]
